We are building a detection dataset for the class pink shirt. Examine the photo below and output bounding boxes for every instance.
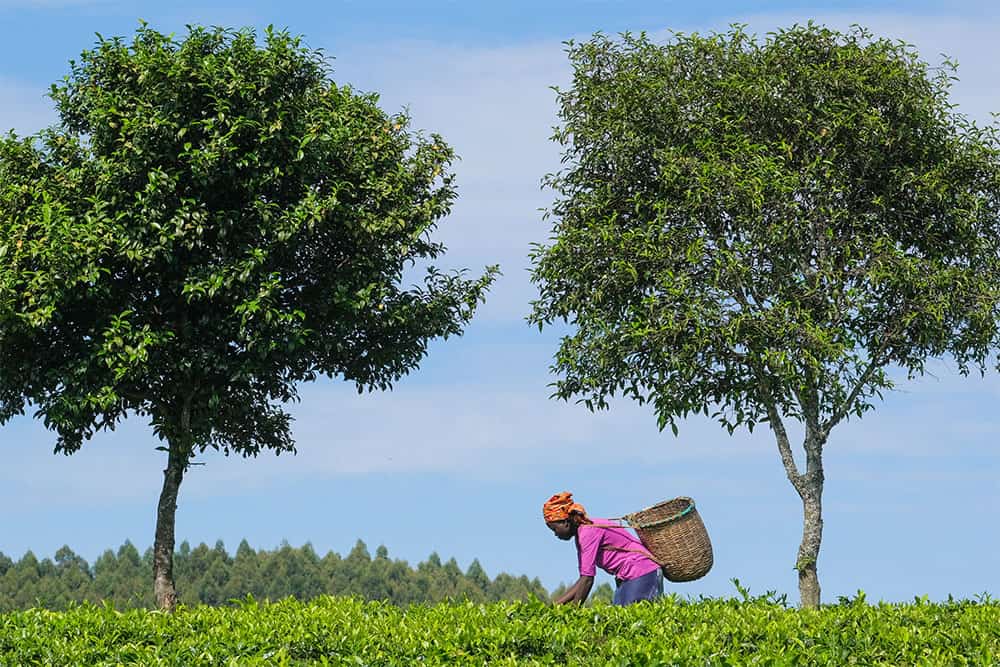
[576,519,661,581]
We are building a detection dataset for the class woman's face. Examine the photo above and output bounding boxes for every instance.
[546,519,575,541]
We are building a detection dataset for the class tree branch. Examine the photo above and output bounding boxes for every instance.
[821,323,896,437]
[763,396,804,494]
[724,254,804,490]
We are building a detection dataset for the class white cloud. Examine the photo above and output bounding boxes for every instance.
[0,374,769,508]
[328,41,570,323]
[7,357,996,507]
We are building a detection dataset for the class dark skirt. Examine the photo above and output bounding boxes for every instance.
[613,568,663,605]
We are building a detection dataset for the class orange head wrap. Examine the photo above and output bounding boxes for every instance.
[542,492,588,523]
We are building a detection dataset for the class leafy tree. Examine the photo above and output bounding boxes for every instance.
[93,549,126,605]
[54,546,92,603]
[197,552,231,606]
[9,551,41,610]
[278,541,322,600]
[32,556,67,609]
[188,541,234,605]
[530,24,1000,606]
[112,541,146,606]
[54,545,88,573]
[318,548,344,596]
[465,559,490,592]
[385,559,416,603]
[477,563,541,603]
[0,24,495,611]
[224,539,260,601]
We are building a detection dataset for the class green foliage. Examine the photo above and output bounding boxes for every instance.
[1,595,997,665]
[0,22,496,453]
[529,21,1000,608]
[0,541,548,612]
[0,23,496,608]
[530,23,1000,436]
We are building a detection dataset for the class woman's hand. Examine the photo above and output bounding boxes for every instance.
[555,575,594,605]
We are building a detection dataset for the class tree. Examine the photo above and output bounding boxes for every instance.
[529,24,1000,607]
[8,551,41,610]
[465,559,490,592]
[191,541,232,606]
[54,546,92,604]
[275,541,322,600]
[114,541,146,606]
[0,24,496,611]
[224,539,260,601]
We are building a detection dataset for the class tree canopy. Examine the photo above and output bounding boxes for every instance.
[530,23,1000,606]
[0,24,496,610]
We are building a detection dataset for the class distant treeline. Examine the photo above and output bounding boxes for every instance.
[0,539,579,611]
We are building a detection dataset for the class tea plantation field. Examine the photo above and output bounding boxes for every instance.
[2,594,997,665]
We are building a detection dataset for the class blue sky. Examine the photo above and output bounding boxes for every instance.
[1,0,998,604]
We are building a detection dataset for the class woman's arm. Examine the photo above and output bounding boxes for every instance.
[555,575,595,605]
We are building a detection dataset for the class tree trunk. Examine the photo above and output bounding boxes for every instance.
[766,405,826,608]
[796,468,824,608]
[153,440,185,611]
[152,400,192,611]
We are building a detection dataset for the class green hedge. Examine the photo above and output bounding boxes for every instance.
[1,595,997,665]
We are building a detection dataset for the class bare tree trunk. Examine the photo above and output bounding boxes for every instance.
[765,402,826,608]
[796,464,824,608]
[153,399,192,611]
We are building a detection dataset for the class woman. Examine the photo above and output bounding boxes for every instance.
[544,491,663,606]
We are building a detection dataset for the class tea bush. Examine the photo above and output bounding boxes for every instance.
[1,594,997,665]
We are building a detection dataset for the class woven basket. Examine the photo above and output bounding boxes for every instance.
[624,496,713,582]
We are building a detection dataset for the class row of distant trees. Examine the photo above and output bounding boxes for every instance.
[0,540,575,612]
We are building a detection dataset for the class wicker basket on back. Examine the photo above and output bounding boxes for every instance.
[624,496,713,582]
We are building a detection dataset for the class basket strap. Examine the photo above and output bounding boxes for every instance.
[602,544,663,566]
[584,523,662,566]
